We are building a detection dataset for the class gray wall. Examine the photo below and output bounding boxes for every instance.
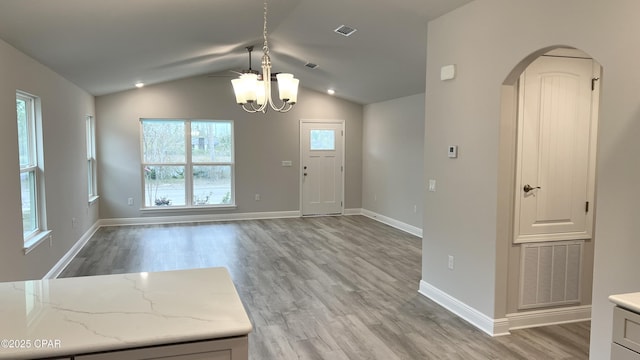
[424,0,640,358]
[362,94,424,228]
[96,75,363,219]
[0,38,97,282]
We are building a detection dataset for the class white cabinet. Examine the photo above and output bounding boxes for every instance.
[612,343,640,360]
[612,306,640,359]
[75,336,247,360]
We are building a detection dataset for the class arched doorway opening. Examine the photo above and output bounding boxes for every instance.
[497,45,601,330]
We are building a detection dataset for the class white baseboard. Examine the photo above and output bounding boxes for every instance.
[43,221,101,279]
[506,305,591,330]
[493,317,511,336]
[419,280,592,336]
[361,209,423,238]
[343,208,362,216]
[100,210,301,227]
[419,280,510,336]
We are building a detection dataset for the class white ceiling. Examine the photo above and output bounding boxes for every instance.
[0,0,472,104]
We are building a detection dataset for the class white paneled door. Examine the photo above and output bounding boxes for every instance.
[514,55,599,243]
[300,120,344,216]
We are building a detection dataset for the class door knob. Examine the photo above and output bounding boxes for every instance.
[523,184,541,193]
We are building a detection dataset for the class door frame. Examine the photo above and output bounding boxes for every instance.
[299,119,346,216]
[497,46,602,320]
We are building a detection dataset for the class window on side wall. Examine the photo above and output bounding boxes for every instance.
[16,91,49,251]
[140,119,235,209]
[86,115,98,202]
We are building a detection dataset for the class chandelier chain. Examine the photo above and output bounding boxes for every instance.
[262,0,269,55]
[231,0,298,113]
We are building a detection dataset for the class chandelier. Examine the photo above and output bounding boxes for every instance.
[231,0,299,113]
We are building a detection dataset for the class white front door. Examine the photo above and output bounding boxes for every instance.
[300,120,344,216]
[514,55,599,243]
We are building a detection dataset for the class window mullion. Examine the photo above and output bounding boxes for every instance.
[191,162,232,166]
[20,165,38,173]
[185,120,193,207]
[141,162,186,166]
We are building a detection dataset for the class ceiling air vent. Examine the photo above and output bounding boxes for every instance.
[334,25,357,37]
[304,62,319,69]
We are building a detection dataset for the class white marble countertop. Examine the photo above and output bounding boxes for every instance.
[609,292,640,314]
[0,267,252,359]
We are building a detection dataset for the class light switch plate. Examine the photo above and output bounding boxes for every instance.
[428,179,436,192]
[440,64,456,81]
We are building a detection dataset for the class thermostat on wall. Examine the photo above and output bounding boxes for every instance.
[448,145,458,158]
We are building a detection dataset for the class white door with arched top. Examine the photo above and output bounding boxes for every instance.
[514,54,599,243]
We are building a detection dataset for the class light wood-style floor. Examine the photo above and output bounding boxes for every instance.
[60,215,590,359]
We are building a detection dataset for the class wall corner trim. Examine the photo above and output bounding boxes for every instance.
[361,209,423,238]
[419,280,510,336]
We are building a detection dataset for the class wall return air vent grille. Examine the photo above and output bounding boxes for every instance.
[334,25,357,37]
[518,240,583,310]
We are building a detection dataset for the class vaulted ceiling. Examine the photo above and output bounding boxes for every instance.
[0,0,472,104]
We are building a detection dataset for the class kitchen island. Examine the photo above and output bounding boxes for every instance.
[0,267,252,360]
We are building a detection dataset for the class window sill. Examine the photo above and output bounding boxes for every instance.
[88,195,100,205]
[140,204,238,215]
[24,230,52,255]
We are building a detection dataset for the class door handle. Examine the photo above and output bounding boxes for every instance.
[523,184,541,193]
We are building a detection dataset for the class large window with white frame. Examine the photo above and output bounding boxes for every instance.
[86,115,98,202]
[140,119,234,208]
[16,91,46,243]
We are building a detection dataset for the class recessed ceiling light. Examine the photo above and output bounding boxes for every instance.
[327,89,335,95]
[135,82,145,88]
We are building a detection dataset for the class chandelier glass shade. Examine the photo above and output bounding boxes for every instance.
[231,0,299,113]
